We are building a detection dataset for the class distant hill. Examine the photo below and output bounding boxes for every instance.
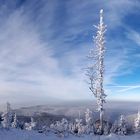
[10,100,140,122]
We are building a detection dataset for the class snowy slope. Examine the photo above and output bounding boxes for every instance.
[0,129,140,140]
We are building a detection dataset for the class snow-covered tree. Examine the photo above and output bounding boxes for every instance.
[30,117,36,130]
[84,108,93,134]
[25,117,36,131]
[12,113,18,128]
[1,102,12,129]
[75,118,84,136]
[0,114,2,128]
[110,120,118,134]
[67,119,84,136]
[103,122,110,135]
[61,118,68,132]
[85,108,92,126]
[68,122,74,134]
[56,121,63,132]
[117,115,127,135]
[86,9,107,133]
[50,118,69,137]
[134,110,140,133]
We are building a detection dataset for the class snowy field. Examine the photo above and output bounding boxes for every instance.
[0,129,140,140]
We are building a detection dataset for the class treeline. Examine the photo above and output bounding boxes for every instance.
[0,103,140,137]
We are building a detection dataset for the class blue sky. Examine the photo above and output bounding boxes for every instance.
[0,0,140,106]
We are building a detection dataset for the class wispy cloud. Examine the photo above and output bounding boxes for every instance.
[0,0,140,105]
[127,30,140,46]
[0,6,89,105]
[108,85,140,93]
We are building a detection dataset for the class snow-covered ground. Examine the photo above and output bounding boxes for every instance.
[0,129,140,140]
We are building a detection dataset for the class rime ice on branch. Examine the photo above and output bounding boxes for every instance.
[86,9,107,133]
